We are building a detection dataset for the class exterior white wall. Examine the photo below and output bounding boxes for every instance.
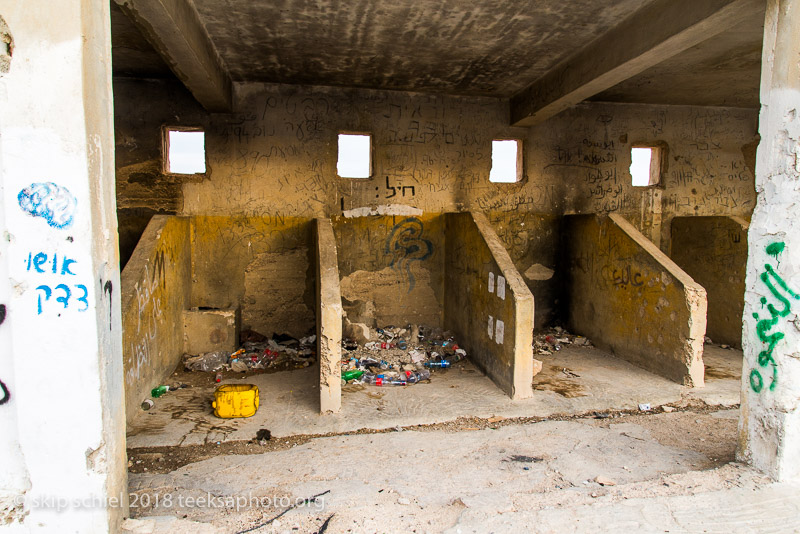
[0,1,127,531]
[739,0,800,481]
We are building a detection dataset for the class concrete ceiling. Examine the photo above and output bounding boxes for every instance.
[110,0,765,111]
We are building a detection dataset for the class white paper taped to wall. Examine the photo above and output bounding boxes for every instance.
[488,272,495,293]
[495,319,504,344]
[488,316,494,339]
[497,276,506,300]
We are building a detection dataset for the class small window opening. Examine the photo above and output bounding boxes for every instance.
[489,139,521,183]
[166,129,205,174]
[337,133,371,178]
[630,146,660,186]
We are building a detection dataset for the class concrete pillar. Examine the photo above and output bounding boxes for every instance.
[0,1,127,530]
[738,0,800,481]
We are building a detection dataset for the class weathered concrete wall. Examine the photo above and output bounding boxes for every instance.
[113,79,757,327]
[488,212,562,328]
[564,214,707,386]
[121,215,191,422]
[315,218,343,414]
[670,216,748,348]
[738,0,800,482]
[333,214,444,330]
[113,79,207,269]
[1,1,127,529]
[189,216,315,339]
[445,212,534,399]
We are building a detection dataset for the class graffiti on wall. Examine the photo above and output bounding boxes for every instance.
[750,242,800,393]
[25,251,89,315]
[0,303,9,406]
[17,182,77,229]
[385,217,433,293]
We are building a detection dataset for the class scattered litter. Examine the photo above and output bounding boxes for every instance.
[487,416,505,423]
[255,428,271,443]
[141,399,154,411]
[340,324,468,388]
[593,412,610,419]
[561,368,580,378]
[704,336,713,344]
[662,406,675,413]
[595,475,617,486]
[533,327,593,355]
[506,455,543,463]
[182,330,318,379]
[638,403,652,412]
[720,344,732,350]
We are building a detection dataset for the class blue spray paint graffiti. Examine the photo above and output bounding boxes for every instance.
[750,242,800,393]
[25,251,88,315]
[18,182,77,229]
[385,217,433,293]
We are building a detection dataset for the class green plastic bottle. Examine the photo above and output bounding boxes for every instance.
[151,385,169,398]
[341,369,364,382]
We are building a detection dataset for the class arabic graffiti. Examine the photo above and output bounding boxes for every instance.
[384,217,433,293]
[749,242,799,393]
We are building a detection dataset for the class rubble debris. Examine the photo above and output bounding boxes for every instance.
[182,330,318,378]
[340,324,468,388]
[532,327,593,355]
[595,475,617,486]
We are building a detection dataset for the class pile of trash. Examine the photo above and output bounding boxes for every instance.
[341,325,467,387]
[533,326,593,355]
[183,331,317,374]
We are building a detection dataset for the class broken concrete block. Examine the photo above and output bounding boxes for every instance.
[344,319,372,345]
[532,358,543,377]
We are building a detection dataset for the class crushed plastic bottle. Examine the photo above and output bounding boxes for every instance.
[424,360,451,368]
[403,369,431,383]
[341,369,364,382]
[151,385,169,398]
[362,373,407,386]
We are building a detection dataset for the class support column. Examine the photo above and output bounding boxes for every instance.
[0,1,126,530]
[738,0,800,481]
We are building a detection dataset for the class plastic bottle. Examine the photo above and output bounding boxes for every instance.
[404,369,431,383]
[362,374,406,386]
[341,369,364,382]
[151,385,169,398]
[424,360,451,368]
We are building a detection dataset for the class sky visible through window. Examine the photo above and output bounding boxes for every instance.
[630,147,653,186]
[337,134,371,178]
[490,140,519,183]
[168,130,206,174]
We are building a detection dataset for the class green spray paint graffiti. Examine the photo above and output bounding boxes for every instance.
[750,242,800,392]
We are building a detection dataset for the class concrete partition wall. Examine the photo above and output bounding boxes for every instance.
[565,214,707,386]
[671,216,748,348]
[445,213,535,400]
[189,216,315,339]
[121,215,191,422]
[315,218,343,413]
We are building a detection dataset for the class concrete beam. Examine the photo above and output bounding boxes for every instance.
[315,218,343,414]
[510,0,764,127]
[114,0,232,112]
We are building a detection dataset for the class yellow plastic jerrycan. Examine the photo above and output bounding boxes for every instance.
[212,384,259,418]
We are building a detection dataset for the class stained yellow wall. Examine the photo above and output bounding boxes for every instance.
[671,216,748,348]
[565,214,707,386]
[121,216,191,421]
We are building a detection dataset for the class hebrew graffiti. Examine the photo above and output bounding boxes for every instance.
[18,182,77,229]
[385,217,433,293]
[750,242,799,393]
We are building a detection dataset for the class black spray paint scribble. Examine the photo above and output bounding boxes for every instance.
[0,304,9,405]
[103,280,113,330]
